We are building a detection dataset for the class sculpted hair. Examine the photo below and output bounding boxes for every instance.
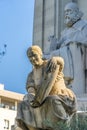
[65,2,83,22]
[27,45,43,57]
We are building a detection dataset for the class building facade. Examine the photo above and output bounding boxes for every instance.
[0,84,24,130]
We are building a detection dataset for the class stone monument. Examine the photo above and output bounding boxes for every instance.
[15,45,76,130]
[49,2,87,95]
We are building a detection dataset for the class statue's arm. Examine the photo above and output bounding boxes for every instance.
[46,57,64,73]
[31,68,59,107]
[31,57,63,107]
[26,71,35,93]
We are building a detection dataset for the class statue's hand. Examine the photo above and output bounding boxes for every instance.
[30,100,40,108]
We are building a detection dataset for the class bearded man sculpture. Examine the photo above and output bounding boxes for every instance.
[50,2,87,94]
[15,45,76,130]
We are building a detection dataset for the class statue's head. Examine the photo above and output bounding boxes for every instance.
[27,45,43,66]
[64,2,83,27]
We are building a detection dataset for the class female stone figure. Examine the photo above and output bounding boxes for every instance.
[16,45,76,130]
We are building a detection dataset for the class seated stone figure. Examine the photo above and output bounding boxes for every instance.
[16,45,76,130]
[50,2,87,94]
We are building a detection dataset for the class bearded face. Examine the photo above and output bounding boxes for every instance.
[64,8,79,27]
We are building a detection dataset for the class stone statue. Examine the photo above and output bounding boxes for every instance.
[50,2,87,94]
[16,45,76,130]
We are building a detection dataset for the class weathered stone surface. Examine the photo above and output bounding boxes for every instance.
[49,2,87,95]
[33,1,87,96]
[15,45,76,130]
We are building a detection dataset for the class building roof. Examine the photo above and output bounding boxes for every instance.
[0,89,24,101]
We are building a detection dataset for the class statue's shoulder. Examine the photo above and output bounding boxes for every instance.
[27,71,33,77]
[81,19,87,25]
[73,19,87,30]
[61,20,87,35]
[81,20,87,29]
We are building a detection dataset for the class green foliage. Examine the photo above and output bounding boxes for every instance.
[70,115,87,130]
[55,121,70,130]
[43,119,70,130]
[43,114,87,130]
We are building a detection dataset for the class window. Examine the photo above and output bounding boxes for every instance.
[1,99,15,110]
[5,105,9,109]
[4,119,9,129]
[11,106,15,110]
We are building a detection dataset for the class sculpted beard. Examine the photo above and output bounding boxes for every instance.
[64,14,79,27]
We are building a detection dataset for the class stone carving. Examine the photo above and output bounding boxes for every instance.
[50,2,87,93]
[16,45,76,130]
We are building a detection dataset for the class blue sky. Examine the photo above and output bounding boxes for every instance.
[0,0,34,94]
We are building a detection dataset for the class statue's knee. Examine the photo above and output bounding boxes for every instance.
[53,99,62,105]
[53,99,67,116]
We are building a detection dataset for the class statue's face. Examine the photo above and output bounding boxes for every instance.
[28,50,42,66]
[64,6,78,27]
